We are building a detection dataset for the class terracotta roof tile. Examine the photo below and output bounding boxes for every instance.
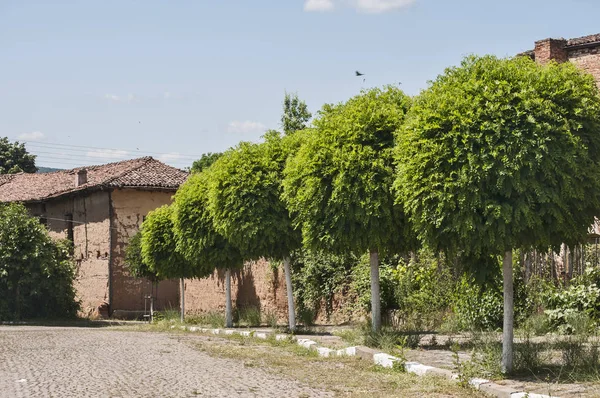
[0,157,188,203]
[567,33,600,47]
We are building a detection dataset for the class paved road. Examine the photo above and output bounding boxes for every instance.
[0,326,331,398]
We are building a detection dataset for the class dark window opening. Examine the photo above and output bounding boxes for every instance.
[66,213,74,246]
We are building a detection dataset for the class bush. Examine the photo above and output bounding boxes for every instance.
[546,268,600,332]
[351,253,398,313]
[392,249,454,329]
[452,255,533,331]
[0,203,79,320]
[291,249,356,319]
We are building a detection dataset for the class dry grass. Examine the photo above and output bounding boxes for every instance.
[192,334,484,398]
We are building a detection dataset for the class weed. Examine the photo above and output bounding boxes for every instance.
[264,310,278,329]
[237,306,261,327]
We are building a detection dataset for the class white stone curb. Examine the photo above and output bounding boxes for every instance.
[316,347,334,357]
[336,346,357,357]
[297,338,318,349]
[405,362,434,376]
[373,353,400,368]
[469,378,491,389]
[174,325,559,398]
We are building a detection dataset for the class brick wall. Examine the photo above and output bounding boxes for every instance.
[568,46,600,87]
[183,258,290,321]
[531,35,600,87]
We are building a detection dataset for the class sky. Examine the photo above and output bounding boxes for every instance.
[1,0,600,170]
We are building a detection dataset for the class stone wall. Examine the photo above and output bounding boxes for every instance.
[28,191,111,317]
[109,188,179,315]
[568,47,600,87]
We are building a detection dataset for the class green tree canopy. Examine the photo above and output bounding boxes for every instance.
[208,132,302,260]
[282,92,311,135]
[395,55,600,373]
[395,55,600,256]
[0,138,37,174]
[283,86,415,255]
[190,152,223,174]
[125,230,161,283]
[0,203,78,320]
[141,204,204,280]
[173,171,242,271]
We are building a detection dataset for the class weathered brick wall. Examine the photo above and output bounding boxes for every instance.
[184,259,290,321]
[568,47,600,87]
[28,191,112,317]
[184,258,358,325]
[109,188,179,315]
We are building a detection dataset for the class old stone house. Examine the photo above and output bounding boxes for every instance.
[0,157,188,317]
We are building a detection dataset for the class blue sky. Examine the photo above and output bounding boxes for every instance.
[1,0,599,169]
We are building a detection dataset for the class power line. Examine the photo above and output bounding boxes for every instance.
[33,154,192,167]
[16,140,204,160]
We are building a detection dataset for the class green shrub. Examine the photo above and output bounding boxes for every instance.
[546,268,600,332]
[392,249,454,329]
[291,249,356,319]
[0,203,79,320]
[453,255,533,331]
[351,253,398,313]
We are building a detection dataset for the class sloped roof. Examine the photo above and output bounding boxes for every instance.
[567,33,600,47]
[0,157,189,203]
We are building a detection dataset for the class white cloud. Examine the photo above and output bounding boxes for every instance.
[158,152,183,163]
[227,120,267,134]
[304,0,335,11]
[86,149,129,159]
[18,131,45,141]
[353,0,415,13]
[304,0,414,13]
[163,92,171,99]
[104,93,136,103]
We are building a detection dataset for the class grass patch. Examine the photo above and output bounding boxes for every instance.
[194,334,483,398]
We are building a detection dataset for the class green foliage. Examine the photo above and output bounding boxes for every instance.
[0,203,78,320]
[236,306,262,327]
[545,268,600,332]
[282,92,312,135]
[173,171,242,272]
[453,258,532,331]
[208,132,301,260]
[125,230,161,283]
[351,254,398,312]
[283,86,415,255]
[0,137,37,174]
[141,205,201,279]
[391,250,454,327]
[290,249,357,318]
[396,55,600,256]
[191,152,223,173]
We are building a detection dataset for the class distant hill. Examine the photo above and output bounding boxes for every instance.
[37,166,64,173]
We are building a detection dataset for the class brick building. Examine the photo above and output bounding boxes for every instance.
[0,157,187,317]
[521,33,600,86]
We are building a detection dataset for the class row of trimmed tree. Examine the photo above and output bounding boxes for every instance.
[128,55,600,373]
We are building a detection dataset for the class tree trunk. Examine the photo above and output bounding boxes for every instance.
[225,268,233,328]
[502,250,514,374]
[180,278,185,323]
[283,256,296,332]
[370,250,381,332]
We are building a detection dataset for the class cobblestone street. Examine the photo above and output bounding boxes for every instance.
[0,326,331,398]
